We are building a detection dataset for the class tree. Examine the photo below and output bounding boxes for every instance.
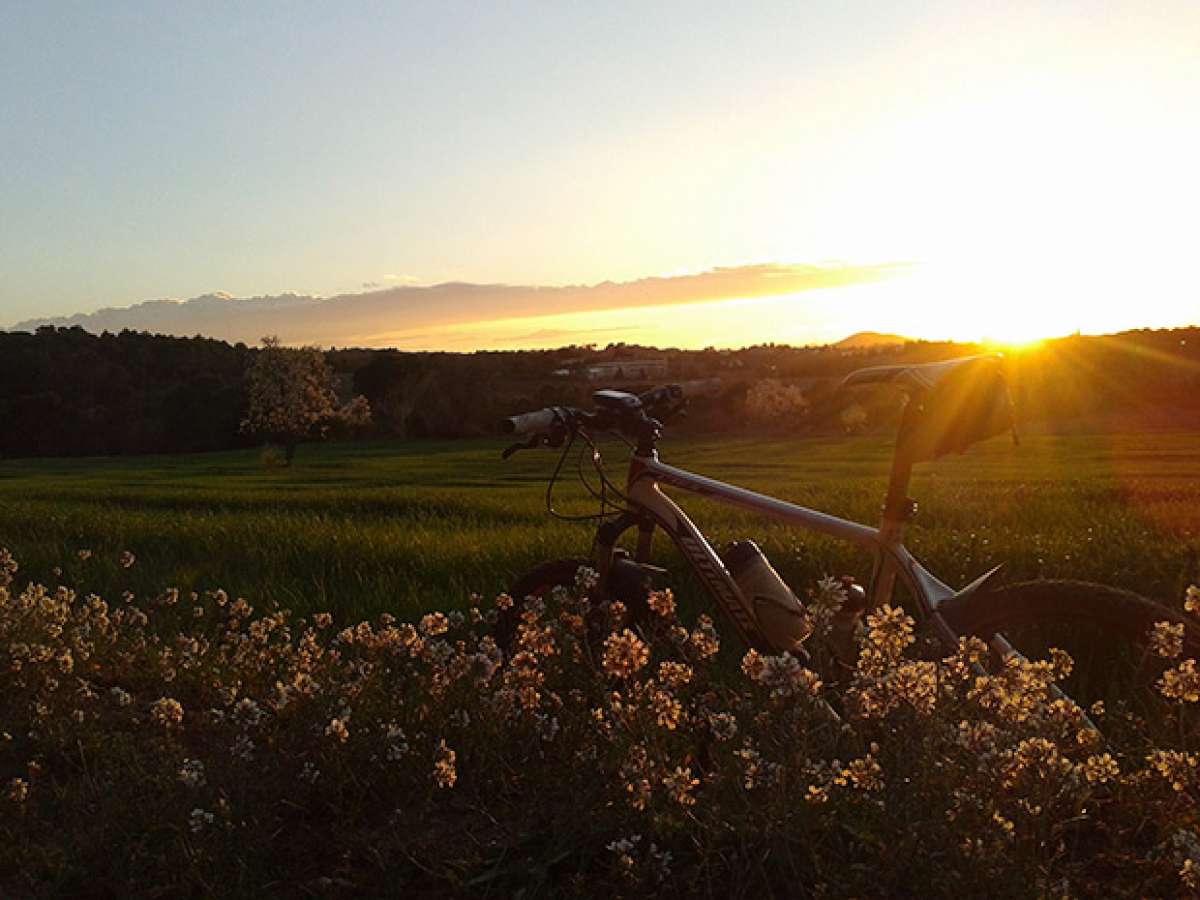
[241,337,370,465]
[745,378,811,425]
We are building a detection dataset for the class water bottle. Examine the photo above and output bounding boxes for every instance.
[725,540,813,652]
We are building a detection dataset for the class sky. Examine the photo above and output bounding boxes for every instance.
[3,1,1198,348]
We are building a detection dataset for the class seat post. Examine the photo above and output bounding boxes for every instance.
[880,450,916,541]
[870,449,917,610]
[880,396,920,537]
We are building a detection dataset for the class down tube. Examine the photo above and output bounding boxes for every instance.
[627,479,764,650]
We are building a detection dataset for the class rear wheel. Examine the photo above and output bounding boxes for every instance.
[939,579,1199,735]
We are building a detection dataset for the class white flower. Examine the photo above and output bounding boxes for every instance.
[178,759,207,788]
[189,808,214,834]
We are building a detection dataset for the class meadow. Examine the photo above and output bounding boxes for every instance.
[1,430,1197,620]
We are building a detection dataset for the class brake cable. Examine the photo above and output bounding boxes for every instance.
[545,424,636,523]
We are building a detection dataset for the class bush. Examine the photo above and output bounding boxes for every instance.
[0,550,1197,897]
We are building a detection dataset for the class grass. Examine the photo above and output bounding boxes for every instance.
[1,431,1197,622]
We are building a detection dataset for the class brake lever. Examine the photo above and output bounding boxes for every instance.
[500,420,572,460]
[501,436,542,459]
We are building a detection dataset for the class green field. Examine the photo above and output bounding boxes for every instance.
[1,431,1197,621]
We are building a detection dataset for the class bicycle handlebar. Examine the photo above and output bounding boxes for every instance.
[500,378,724,440]
[501,407,561,436]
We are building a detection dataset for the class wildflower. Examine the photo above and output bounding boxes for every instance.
[689,615,720,660]
[735,746,779,790]
[0,547,17,580]
[841,755,884,792]
[313,612,333,629]
[234,698,265,727]
[708,712,738,742]
[649,689,682,730]
[993,811,1016,837]
[647,843,673,884]
[741,649,765,681]
[188,808,214,834]
[1007,737,1072,785]
[1047,647,1074,680]
[574,566,599,592]
[77,549,92,562]
[1147,749,1197,792]
[662,766,699,806]
[1185,585,1200,616]
[151,697,184,727]
[657,660,693,689]
[178,759,207,788]
[118,550,136,569]
[419,612,449,637]
[495,593,514,611]
[432,740,457,788]
[864,604,915,661]
[231,734,255,761]
[626,777,653,811]
[1182,859,1199,890]
[607,835,641,854]
[1159,658,1200,703]
[888,660,938,716]
[1081,753,1119,784]
[807,575,848,635]
[325,718,350,744]
[517,623,557,657]
[805,784,829,805]
[6,778,29,804]
[607,835,640,879]
[648,589,676,618]
[602,629,650,679]
[747,651,822,699]
[535,713,560,742]
[1150,621,1185,659]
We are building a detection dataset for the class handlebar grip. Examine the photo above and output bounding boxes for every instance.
[501,407,559,436]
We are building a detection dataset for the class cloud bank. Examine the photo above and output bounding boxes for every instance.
[8,262,908,350]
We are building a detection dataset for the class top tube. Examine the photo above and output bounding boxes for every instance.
[641,457,882,550]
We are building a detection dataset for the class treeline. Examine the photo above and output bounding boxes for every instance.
[1,325,1198,458]
[0,328,253,457]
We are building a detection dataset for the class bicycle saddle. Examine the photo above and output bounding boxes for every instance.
[841,355,997,392]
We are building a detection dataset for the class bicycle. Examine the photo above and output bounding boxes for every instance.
[499,355,1199,711]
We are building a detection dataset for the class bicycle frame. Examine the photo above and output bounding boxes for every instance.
[587,448,968,653]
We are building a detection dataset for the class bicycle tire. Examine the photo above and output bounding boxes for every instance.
[937,579,1200,711]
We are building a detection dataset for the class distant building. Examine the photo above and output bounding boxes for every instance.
[584,358,668,381]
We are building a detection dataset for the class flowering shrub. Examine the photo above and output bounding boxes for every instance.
[241,336,371,465]
[0,547,1197,897]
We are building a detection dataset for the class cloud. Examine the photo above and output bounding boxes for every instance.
[7,261,909,350]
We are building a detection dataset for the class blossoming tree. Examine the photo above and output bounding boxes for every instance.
[241,336,371,465]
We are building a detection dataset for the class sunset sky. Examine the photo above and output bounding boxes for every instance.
[3,2,1198,349]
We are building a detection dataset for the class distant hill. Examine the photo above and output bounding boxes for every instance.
[834,331,912,349]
